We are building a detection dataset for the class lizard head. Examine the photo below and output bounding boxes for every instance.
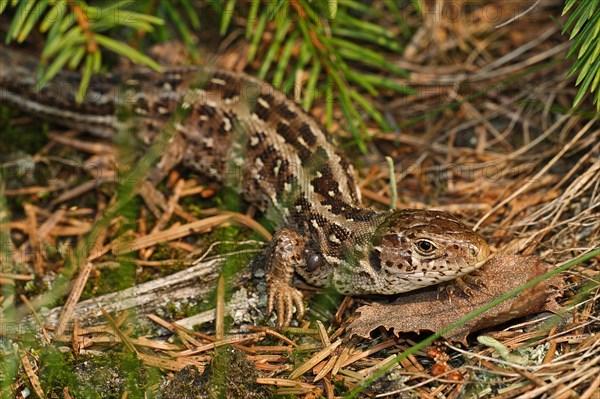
[366,209,490,292]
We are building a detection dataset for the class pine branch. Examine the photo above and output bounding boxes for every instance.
[1,0,165,102]
[2,1,416,151]
[562,0,600,110]
[231,0,415,152]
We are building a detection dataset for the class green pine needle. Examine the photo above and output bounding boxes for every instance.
[222,0,412,151]
[563,1,600,110]
[1,0,166,102]
[1,0,415,148]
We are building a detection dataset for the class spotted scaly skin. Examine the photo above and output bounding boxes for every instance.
[0,45,491,326]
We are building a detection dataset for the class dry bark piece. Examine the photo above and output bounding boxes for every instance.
[348,255,563,344]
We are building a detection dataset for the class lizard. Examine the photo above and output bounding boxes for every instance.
[0,44,491,326]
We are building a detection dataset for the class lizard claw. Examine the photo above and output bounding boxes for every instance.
[267,280,305,327]
[438,272,486,301]
[264,228,307,327]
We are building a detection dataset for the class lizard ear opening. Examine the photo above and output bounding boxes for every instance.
[368,248,382,271]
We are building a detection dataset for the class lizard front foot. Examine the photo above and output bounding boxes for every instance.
[266,279,305,327]
[438,272,486,301]
[265,228,307,327]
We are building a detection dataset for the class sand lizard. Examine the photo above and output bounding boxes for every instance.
[0,45,491,326]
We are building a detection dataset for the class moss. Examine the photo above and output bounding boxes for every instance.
[33,348,159,399]
[0,106,49,159]
[0,348,20,399]
[161,346,272,398]
[163,299,198,320]
[86,258,137,298]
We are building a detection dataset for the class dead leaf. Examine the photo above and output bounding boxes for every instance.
[348,255,563,344]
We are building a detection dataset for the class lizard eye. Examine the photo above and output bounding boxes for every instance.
[415,240,436,255]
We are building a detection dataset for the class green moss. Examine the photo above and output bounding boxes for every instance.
[0,107,49,159]
[163,299,198,320]
[161,346,272,398]
[79,255,137,301]
[0,348,20,399]
[32,348,160,399]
